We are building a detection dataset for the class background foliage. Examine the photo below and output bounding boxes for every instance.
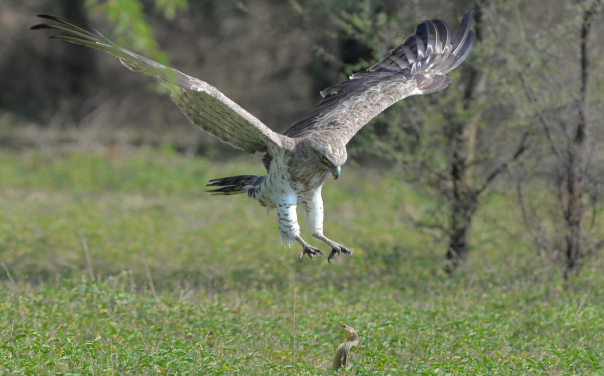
[1,0,603,373]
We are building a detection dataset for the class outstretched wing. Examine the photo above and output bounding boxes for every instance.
[31,15,288,154]
[283,11,475,143]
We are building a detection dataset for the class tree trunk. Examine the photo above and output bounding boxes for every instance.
[446,191,479,267]
[565,158,582,275]
[564,0,599,277]
[445,6,485,269]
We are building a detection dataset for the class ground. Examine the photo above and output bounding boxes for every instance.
[0,147,603,374]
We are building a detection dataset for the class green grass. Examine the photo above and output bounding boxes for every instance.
[1,147,603,374]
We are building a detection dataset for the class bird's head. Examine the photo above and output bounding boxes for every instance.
[340,323,359,342]
[307,133,347,180]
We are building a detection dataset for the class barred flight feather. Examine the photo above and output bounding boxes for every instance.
[283,11,474,140]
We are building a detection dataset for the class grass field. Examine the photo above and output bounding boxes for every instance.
[1,147,603,374]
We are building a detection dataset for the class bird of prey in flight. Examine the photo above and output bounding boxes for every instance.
[32,11,474,262]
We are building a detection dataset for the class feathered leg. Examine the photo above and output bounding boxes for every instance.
[277,198,323,261]
[301,190,352,263]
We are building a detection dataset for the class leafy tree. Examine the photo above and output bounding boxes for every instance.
[506,0,603,277]
[328,0,533,270]
[85,0,188,64]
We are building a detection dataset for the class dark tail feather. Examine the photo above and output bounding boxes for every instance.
[206,175,265,196]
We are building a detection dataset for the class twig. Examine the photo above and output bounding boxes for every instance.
[142,258,157,300]
[446,246,461,262]
[1,263,15,284]
[0,287,9,300]
[77,230,95,282]
[18,296,25,329]
[206,275,215,304]
[127,268,136,293]
[138,332,149,348]
[99,339,104,375]
[478,130,531,194]
[365,283,375,304]
[576,297,586,347]
[153,330,165,352]
[516,183,548,259]
[44,324,63,346]
[487,15,564,160]
[9,320,14,341]
[291,274,296,370]
[110,332,115,375]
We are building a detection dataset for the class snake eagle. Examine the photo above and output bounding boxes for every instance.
[33,12,474,262]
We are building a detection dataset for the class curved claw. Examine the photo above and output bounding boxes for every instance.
[327,245,352,263]
[299,245,323,262]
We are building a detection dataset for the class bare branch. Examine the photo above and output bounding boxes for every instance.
[487,17,563,160]
[43,324,63,346]
[516,183,548,259]
[1,263,15,284]
[478,129,531,194]
[142,257,157,300]
[76,230,95,282]
[578,0,600,142]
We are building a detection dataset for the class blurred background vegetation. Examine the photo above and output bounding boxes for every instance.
[3,0,602,276]
[1,0,604,373]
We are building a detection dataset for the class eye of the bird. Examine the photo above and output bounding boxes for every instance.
[323,157,329,163]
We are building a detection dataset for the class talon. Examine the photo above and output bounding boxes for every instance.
[328,249,339,263]
[299,245,323,262]
[327,245,352,264]
[341,246,352,258]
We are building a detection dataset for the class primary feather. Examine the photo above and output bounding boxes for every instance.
[32,15,287,155]
[283,11,474,141]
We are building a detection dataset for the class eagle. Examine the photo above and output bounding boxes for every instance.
[32,12,474,262]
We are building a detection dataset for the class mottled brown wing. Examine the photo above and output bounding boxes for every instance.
[283,11,475,144]
[32,15,288,154]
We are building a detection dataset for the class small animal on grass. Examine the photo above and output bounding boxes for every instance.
[333,323,360,371]
[32,12,473,262]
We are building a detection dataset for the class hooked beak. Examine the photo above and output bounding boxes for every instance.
[331,166,341,180]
